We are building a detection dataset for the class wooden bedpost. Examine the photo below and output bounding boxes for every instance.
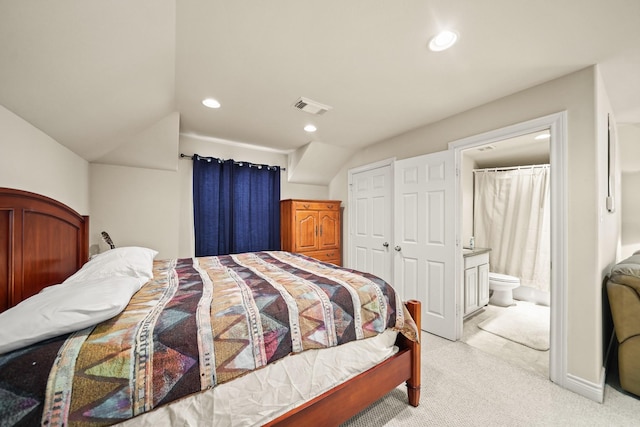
[404,300,421,406]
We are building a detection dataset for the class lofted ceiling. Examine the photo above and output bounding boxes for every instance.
[1,0,639,163]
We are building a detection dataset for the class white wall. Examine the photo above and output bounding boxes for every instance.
[88,113,182,259]
[329,66,618,391]
[90,164,180,259]
[94,112,180,171]
[618,123,640,258]
[0,105,89,214]
[594,67,621,385]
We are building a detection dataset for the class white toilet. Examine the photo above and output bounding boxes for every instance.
[488,272,520,306]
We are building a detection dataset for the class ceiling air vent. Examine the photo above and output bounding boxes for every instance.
[477,145,496,152]
[292,97,332,115]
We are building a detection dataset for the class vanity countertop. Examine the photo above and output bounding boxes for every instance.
[462,247,492,257]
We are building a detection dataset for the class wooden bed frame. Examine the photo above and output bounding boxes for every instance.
[0,187,421,426]
[0,188,88,312]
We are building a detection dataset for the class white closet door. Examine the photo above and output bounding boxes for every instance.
[349,164,392,283]
[394,150,456,340]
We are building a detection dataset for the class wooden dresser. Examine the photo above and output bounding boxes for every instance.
[280,199,341,266]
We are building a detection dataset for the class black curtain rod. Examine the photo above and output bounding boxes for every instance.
[180,153,286,171]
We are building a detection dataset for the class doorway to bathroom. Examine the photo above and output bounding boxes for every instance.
[459,130,551,378]
[449,112,568,385]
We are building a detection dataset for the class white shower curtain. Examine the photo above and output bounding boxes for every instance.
[473,166,550,292]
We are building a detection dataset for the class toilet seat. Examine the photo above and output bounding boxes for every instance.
[489,272,520,284]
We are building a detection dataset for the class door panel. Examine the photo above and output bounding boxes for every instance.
[349,165,392,283]
[427,260,446,315]
[400,192,419,244]
[427,191,445,244]
[318,210,339,249]
[295,210,318,250]
[398,256,419,301]
[395,150,456,340]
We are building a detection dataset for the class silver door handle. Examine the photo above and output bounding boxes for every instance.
[394,245,402,252]
[383,242,389,247]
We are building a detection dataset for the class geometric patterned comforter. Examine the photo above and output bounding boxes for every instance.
[0,251,418,426]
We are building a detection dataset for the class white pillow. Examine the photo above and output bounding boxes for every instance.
[0,275,145,354]
[64,246,158,284]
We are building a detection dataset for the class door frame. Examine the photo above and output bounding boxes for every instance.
[449,111,568,387]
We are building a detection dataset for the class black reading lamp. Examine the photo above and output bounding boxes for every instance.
[101,231,116,249]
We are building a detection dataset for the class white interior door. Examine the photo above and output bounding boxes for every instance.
[349,164,392,283]
[394,150,457,340]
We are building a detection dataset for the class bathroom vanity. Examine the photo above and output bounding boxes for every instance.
[462,247,491,316]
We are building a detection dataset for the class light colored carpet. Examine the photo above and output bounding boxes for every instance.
[478,301,550,350]
[342,332,640,426]
[461,304,549,378]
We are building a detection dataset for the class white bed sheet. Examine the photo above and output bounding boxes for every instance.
[116,329,399,427]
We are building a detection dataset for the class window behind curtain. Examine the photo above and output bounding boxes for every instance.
[193,156,281,256]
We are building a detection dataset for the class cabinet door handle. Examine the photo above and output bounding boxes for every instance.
[383,242,389,247]
[394,245,402,252]
[315,226,318,236]
[327,204,334,209]
[320,225,323,236]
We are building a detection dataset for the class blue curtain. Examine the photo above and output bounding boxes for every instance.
[193,155,281,256]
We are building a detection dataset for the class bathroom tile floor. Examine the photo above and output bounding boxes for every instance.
[461,302,550,378]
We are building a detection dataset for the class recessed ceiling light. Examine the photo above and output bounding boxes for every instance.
[429,30,458,52]
[535,133,551,140]
[202,98,221,109]
[304,124,317,133]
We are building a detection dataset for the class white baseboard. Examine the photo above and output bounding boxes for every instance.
[564,367,606,403]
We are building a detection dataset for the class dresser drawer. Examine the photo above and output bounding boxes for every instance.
[291,201,340,211]
[303,249,341,266]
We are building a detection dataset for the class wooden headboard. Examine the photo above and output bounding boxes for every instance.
[0,188,89,312]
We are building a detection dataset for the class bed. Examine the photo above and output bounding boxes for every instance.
[0,187,421,426]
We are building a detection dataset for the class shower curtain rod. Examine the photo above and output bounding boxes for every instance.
[473,164,549,173]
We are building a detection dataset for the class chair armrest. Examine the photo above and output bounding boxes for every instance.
[607,279,640,343]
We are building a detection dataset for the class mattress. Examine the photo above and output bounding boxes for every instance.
[117,329,399,426]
